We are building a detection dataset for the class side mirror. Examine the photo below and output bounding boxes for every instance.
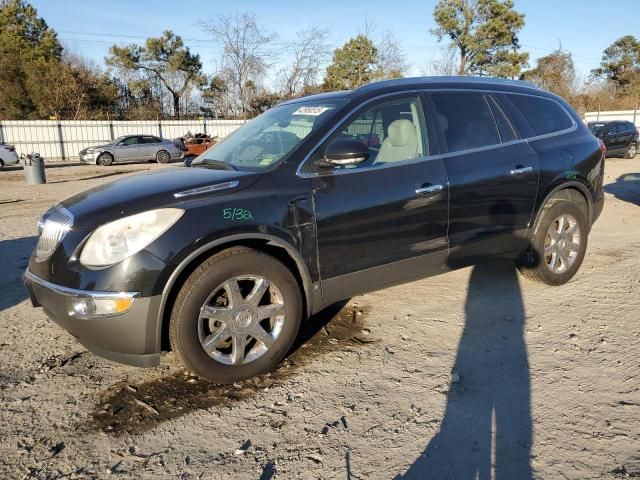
[316,139,369,168]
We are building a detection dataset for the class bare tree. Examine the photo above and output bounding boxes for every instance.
[374,30,409,79]
[278,27,331,98]
[358,20,409,80]
[202,13,276,118]
[424,47,459,76]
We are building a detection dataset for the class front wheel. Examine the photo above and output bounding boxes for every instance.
[169,247,302,383]
[517,199,588,285]
[97,152,114,166]
[624,142,637,159]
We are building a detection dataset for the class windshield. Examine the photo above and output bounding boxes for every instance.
[192,99,348,171]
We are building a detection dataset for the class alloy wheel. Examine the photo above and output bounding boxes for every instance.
[157,151,170,163]
[197,275,285,365]
[543,214,581,274]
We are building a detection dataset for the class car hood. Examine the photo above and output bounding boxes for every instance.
[59,166,260,228]
[84,144,113,150]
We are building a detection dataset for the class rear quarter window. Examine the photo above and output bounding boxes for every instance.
[508,94,574,136]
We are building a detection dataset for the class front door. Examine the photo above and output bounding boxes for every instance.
[305,95,450,303]
[427,92,540,265]
[114,136,142,161]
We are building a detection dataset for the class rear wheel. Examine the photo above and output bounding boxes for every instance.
[156,150,171,164]
[97,152,114,166]
[624,142,637,159]
[0,159,4,170]
[517,198,588,285]
[169,247,302,383]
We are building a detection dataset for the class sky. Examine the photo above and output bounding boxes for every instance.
[29,0,640,86]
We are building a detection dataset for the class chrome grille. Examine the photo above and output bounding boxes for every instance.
[36,206,74,262]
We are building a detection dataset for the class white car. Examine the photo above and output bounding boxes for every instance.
[0,143,19,169]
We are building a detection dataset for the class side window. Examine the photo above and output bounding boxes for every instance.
[325,96,427,169]
[431,93,501,152]
[618,123,631,134]
[487,95,517,143]
[142,136,160,143]
[119,136,139,146]
[508,94,573,136]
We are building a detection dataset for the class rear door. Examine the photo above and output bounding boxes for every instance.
[618,123,634,149]
[427,91,540,265]
[140,136,161,160]
[603,123,623,152]
[305,94,450,301]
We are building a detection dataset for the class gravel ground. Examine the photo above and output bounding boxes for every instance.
[0,159,639,479]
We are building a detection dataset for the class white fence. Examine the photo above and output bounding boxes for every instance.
[584,110,640,126]
[0,119,245,161]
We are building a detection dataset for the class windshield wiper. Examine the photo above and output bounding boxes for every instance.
[193,159,237,171]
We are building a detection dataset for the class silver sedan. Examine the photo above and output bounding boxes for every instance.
[80,135,185,166]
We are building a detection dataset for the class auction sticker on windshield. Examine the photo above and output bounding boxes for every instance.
[292,106,332,116]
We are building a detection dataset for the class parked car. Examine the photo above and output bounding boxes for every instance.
[79,135,184,166]
[587,120,638,159]
[24,77,605,383]
[0,142,19,168]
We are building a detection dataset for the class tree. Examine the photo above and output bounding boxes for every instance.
[372,30,408,80]
[0,0,62,118]
[202,13,276,118]
[278,27,331,98]
[324,35,379,90]
[27,53,118,119]
[431,0,528,78]
[106,31,204,118]
[592,35,640,89]
[201,75,231,118]
[521,49,576,100]
[424,47,460,76]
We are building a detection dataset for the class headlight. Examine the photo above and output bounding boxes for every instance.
[79,208,184,267]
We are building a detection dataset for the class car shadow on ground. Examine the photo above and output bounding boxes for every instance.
[396,259,533,479]
[0,236,37,312]
[604,173,640,206]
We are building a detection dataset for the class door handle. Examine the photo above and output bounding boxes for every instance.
[510,166,533,175]
[415,184,444,194]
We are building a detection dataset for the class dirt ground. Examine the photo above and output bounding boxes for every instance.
[0,158,639,480]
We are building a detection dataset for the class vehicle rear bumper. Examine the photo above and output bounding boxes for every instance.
[23,269,162,367]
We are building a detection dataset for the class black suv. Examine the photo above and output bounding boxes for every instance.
[24,77,605,382]
[588,120,638,159]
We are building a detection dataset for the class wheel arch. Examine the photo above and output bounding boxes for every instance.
[96,150,115,164]
[156,234,315,351]
[531,181,593,232]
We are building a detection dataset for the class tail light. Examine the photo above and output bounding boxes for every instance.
[599,139,606,155]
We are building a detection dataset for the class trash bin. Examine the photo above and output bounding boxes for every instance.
[22,153,46,185]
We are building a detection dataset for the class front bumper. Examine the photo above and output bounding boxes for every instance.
[23,269,163,367]
[79,151,99,163]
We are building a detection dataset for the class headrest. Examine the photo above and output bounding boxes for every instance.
[438,113,448,131]
[388,119,416,147]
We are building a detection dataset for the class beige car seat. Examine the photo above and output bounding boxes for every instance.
[375,119,419,164]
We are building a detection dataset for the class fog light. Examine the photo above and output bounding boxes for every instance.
[70,297,134,317]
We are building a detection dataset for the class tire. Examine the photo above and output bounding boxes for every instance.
[156,150,171,164]
[624,142,637,159]
[97,152,114,166]
[169,246,302,383]
[0,159,4,170]
[517,198,588,285]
